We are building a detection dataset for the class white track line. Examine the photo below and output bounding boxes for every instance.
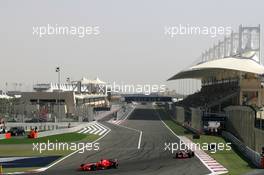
[93,123,103,135]
[83,126,92,134]
[78,127,87,133]
[96,122,108,136]
[138,131,142,149]
[79,122,109,136]
[88,125,97,134]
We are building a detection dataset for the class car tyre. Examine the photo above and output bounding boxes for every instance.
[91,165,97,171]
[113,163,118,169]
[175,153,179,158]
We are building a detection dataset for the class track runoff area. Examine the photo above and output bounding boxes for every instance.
[41,103,214,175]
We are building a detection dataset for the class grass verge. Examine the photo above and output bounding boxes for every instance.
[0,132,100,173]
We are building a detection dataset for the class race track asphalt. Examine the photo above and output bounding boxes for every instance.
[37,104,210,175]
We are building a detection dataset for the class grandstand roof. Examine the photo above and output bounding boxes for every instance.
[79,77,106,84]
[168,57,264,80]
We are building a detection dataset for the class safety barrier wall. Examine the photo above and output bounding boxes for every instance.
[164,105,200,134]
[6,122,61,131]
[4,122,87,131]
[222,131,261,168]
[173,105,203,130]
[190,107,202,132]
[175,106,185,124]
[2,121,96,139]
[254,128,264,153]
[37,121,96,138]
[224,106,256,151]
[171,104,176,119]
[165,103,176,118]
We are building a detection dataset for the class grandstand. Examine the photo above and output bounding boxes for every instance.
[168,25,264,154]
[12,77,109,123]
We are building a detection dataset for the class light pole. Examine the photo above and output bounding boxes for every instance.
[56,67,61,123]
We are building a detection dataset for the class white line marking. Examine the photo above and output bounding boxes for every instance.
[88,125,97,134]
[93,123,103,135]
[83,126,92,134]
[78,127,87,133]
[96,122,108,136]
[138,131,142,149]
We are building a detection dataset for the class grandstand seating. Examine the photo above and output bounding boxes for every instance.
[177,81,239,108]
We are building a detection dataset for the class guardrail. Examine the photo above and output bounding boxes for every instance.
[222,131,261,168]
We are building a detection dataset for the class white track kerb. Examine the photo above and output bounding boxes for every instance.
[153,106,228,175]
[5,122,111,175]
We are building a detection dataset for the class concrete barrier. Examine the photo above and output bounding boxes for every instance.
[5,123,59,132]
[224,106,256,150]
[5,122,85,132]
[255,128,264,154]
[175,106,185,124]
[190,107,202,132]
[224,106,264,153]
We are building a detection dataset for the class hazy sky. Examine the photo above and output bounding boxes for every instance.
[0,0,264,91]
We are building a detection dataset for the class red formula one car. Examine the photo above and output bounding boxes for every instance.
[174,150,195,159]
[80,159,118,171]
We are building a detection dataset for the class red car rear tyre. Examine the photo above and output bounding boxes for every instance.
[91,165,97,171]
